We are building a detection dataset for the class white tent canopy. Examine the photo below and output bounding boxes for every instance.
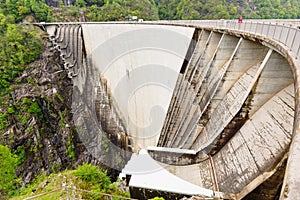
[121,149,214,197]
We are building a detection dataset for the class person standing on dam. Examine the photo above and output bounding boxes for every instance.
[238,16,243,23]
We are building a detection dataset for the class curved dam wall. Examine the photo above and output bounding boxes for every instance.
[152,28,294,199]
[43,21,299,199]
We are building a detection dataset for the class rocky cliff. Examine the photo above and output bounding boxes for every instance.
[0,32,129,186]
[0,37,85,185]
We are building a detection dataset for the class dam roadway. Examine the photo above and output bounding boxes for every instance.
[38,20,300,199]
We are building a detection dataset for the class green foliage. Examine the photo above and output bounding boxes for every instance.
[1,0,52,22]
[0,145,18,194]
[149,197,165,200]
[14,146,27,165]
[123,0,159,20]
[0,113,8,131]
[100,2,128,21]
[7,104,15,114]
[2,0,298,22]
[175,0,202,20]
[11,172,49,198]
[73,163,129,199]
[1,0,300,22]
[75,0,86,7]
[85,0,104,7]
[73,163,111,188]
[30,0,52,21]
[28,101,43,118]
[66,141,75,160]
[156,0,300,20]
[22,97,31,105]
[9,168,129,199]
[0,16,42,94]
[85,0,158,21]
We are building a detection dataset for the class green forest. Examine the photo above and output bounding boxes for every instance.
[0,0,300,199]
[1,0,300,23]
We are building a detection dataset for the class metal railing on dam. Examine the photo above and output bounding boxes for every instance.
[154,20,300,60]
[36,20,300,200]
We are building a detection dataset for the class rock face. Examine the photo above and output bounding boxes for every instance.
[0,32,129,185]
[1,38,85,184]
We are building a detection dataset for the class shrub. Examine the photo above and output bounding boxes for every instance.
[7,105,15,114]
[73,163,111,189]
[28,101,43,118]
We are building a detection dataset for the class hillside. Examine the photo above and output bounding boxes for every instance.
[2,0,300,23]
[156,0,300,20]
[55,0,300,21]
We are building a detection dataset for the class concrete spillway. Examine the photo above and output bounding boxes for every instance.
[42,21,300,199]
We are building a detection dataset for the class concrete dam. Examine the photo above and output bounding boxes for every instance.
[41,20,300,199]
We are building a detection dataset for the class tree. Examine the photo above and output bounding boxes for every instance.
[1,0,52,22]
[175,0,202,20]
[85,0,104,6]
[157,0,181,20]
[120,0,159,20]
[30,0,52,22]
[98,2,128,21]
[228,2,238,18]
[0,145,18,195]
[0,14,42,92]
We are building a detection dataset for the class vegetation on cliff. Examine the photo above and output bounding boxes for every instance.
[0,1,130,199]
[0,4,81,198]
[0,145,18,195]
